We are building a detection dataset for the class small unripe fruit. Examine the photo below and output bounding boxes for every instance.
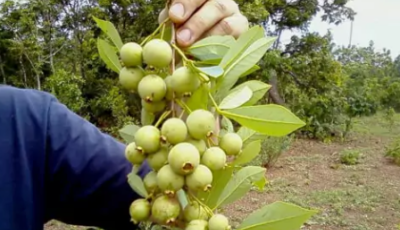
[201,147,227,171]
[186,109,216,140]
[161,118,188,145]
[186,164,213,192]
[151,195,181,225]
[170,66,201,95]
[129,198,151,224]
[220,133,243,156]
[120,42,143,67]
[125,142,146,165]
[147,147,168,171]
[142,99,166,113]
[186,220,208,230]
[157,164,185,193]
[143,39,172,68]
[143,171,158,194]
[208,214,230,230]
[138,74,167,102]
[119,67,144,91]
[184,202,209,222]
[135,125,161,154]
[168,142,200,175]
[186,137,207,156]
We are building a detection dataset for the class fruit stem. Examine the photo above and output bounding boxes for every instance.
[208,92,221,113]
[140,17,170,46]
[171,43,189,63]
[155,110,172,127]
[187,191,214,216]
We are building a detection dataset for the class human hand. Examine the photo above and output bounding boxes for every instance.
[158,0,249,47]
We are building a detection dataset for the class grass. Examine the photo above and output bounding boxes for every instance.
[45,112,400,230]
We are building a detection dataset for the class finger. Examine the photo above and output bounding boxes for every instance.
[204,13,249,39]
[158,8,168,24]
[168,0,207,24]
[176,0,239,47]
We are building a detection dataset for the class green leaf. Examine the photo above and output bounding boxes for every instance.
[188,35,235,60]
[219,26,265,69]
[239,65,261,78]
[215,166,266,208]
[221,116,234,132]
[93,16,123,50]
[177,189,189,209]
[232,140,262,165]
[200,166,235,209]
[216,36,277,101]
[196,66,224,78]
[196,59,222,65]
[237,127,267,146]
[221,104,306,137]
[127,171,148,198]
[219,86,253,110]
[186,83,209,111]
[97,38,122,74]
[141,108,155,125]
[229,80,271,106]
[237,201,318,230]
[119,124,140,143]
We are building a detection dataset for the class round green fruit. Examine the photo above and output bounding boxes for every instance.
[147,147,168,171]
[120,42,143,67]
[119,67,144,91]
[142,99,166,113]
[134,125,161,154]
[129,198,151,224]
[168,142,200,175]
[125,142,146,165]
[161,118,188,145]
[170,66,200,95]
[183,202,209,222]
[201,147,226,171]
[208,214,230,230]
[186,137,207,156]
[219,133,243,156]
[186,220,208,230]
[143,171,158,194]
[186,164,213,192]
[151,195,181,225]
[186,109,216,140]
[157,164,185,193]
[142,39,172,68]
[138,74,167,102]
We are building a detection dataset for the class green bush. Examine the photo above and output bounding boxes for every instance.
[251,135,294,168]
[339,149,361,165]
[385,137,400,166]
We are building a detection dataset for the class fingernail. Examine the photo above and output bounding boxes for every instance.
[178,29,192,43]
[170,3,184,18]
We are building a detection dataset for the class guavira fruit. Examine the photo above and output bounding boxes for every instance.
[119,67,144,91]
[201,147,227,171]
[142,99,166,113]
[120,42,143,67]
[170,66,201,95]
[151,195,181,225]
[147,147,168,171]
[143,171,158,194]
[157,164,185,193]
[183,201,209,222]
[186,220,208,230]
[129,198,151,224]
[168,142,200,175]
[142,39,172,68]
[185,164,213,192]
[125,142,146,165]
[219,133,243,156]
[134,125,161,154]
[186,109,216,140]
[208,214,230,230]
[138,74,167,102]
[161,118,188,145]
[186,137,207,157]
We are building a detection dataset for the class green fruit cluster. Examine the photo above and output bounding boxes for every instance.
[125,108,244,229]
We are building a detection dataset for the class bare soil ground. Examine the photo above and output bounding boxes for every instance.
[45,113,400,230]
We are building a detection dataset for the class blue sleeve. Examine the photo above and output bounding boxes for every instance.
[0,86,151,230]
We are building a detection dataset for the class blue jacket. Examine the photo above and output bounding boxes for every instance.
[0,85,150,230]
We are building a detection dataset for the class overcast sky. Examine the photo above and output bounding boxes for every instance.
[280,0,400,59]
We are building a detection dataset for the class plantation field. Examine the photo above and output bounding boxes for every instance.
[45,112,400,230]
